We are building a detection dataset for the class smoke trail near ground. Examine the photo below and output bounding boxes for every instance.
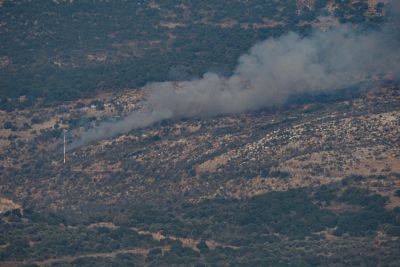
[72,10,400,148]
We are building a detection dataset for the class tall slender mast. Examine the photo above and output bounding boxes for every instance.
[63,129,66,164]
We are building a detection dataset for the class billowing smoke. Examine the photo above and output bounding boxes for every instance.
[147,26,399,117]
[72,10,400,148]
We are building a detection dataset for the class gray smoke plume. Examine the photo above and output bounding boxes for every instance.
[72,12,400,148]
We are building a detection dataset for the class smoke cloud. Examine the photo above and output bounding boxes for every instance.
[72,11,400,148]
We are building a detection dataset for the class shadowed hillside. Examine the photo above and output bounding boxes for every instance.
[1,82,399,265]
[0,0,385,108]
[0,0,399,266]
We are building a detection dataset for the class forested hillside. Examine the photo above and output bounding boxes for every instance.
[0,0,383,108]
[1,1,399,266]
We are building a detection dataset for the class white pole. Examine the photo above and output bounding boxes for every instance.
[63,130,66,164]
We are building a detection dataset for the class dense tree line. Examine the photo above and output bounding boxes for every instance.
[0,0,384,110]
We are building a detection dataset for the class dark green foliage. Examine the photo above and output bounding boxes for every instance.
[395,189,400,197]
[69,254,143,267]
[286,85,364,106]
[3,121,15,130]
[197,239,209,253]
[157,241,199,265]
[340,187,387,208]
[386,225,400,236]
[0,209,159,262]
[335,210,390,236]
[314,185,336,203]
[1,176,400,265]
[0,0,380,109]
[333,187,394,236]
[269,170,291,179]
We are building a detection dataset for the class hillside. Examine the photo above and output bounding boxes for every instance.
[1,0,400,266]
[1,81,399,265]
[0,0,384,108]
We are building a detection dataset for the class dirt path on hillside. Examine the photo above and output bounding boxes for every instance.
[1,226,239,266]
[130,227,239,251]
[1,246,162,267]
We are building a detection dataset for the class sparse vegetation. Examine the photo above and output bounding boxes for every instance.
[0,0,385,109]
[0,0,398,265]
[1,84,399,265]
